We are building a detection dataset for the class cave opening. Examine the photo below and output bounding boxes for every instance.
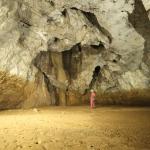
[113,59,117,63]
[89,66,101,89]
[62,9,67,17]
[93,66,101,78]
[84,66,101,95]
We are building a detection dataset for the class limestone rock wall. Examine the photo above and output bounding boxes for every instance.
[0,0,150,109]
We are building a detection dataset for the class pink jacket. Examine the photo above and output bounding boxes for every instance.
[90,92,96,101]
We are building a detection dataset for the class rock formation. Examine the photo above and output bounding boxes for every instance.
[0,0,150,109]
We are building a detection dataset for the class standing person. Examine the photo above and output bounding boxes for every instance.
[90,89,96,109]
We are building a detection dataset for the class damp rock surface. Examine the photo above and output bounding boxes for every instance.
[0,0,150,108]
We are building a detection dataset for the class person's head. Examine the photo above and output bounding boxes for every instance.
[90,89,94,93]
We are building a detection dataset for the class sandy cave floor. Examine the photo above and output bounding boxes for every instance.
[0,106,150,150]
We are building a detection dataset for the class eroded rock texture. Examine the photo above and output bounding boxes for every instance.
[0,0,150,109]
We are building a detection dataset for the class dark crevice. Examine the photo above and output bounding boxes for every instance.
[50,1,55,7]
[81,45,105,56]
[82,11,112,43]
[78,44,82,52]
[62,43,82,81]
[83,11,102,31]
[47,38,60,51]
[17,1,32,28]
[84,66,101,95]
[33,51,58,105]
[89,66,101,89]
[47,17,53,23]
[128,0,150,67]
[20,20,32,28]
[113,59,117,63]
[54,37,59,42]
[71,7,112,43]
[46,0,55,7]
[43,72,58,105]
[91,43,105,49]
[71,7,78,11]
[93,66,101,78]
[62,9,67,17]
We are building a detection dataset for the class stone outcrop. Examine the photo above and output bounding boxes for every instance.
[0,0,150,109]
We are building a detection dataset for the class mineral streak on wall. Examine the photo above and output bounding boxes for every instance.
[0,0,150,109]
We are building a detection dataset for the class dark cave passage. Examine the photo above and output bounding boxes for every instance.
[89,66,101,89]
[93,66,101,78]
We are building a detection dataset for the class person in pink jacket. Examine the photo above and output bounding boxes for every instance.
[90,89,96,109]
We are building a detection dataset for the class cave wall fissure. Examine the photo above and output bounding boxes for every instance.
[128,0,150,68]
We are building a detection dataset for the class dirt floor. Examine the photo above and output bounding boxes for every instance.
[0,106,150,150]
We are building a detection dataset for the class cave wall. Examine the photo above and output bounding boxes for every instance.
[0,0,150,109]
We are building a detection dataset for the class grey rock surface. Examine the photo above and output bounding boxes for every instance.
[0,0,150,109]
